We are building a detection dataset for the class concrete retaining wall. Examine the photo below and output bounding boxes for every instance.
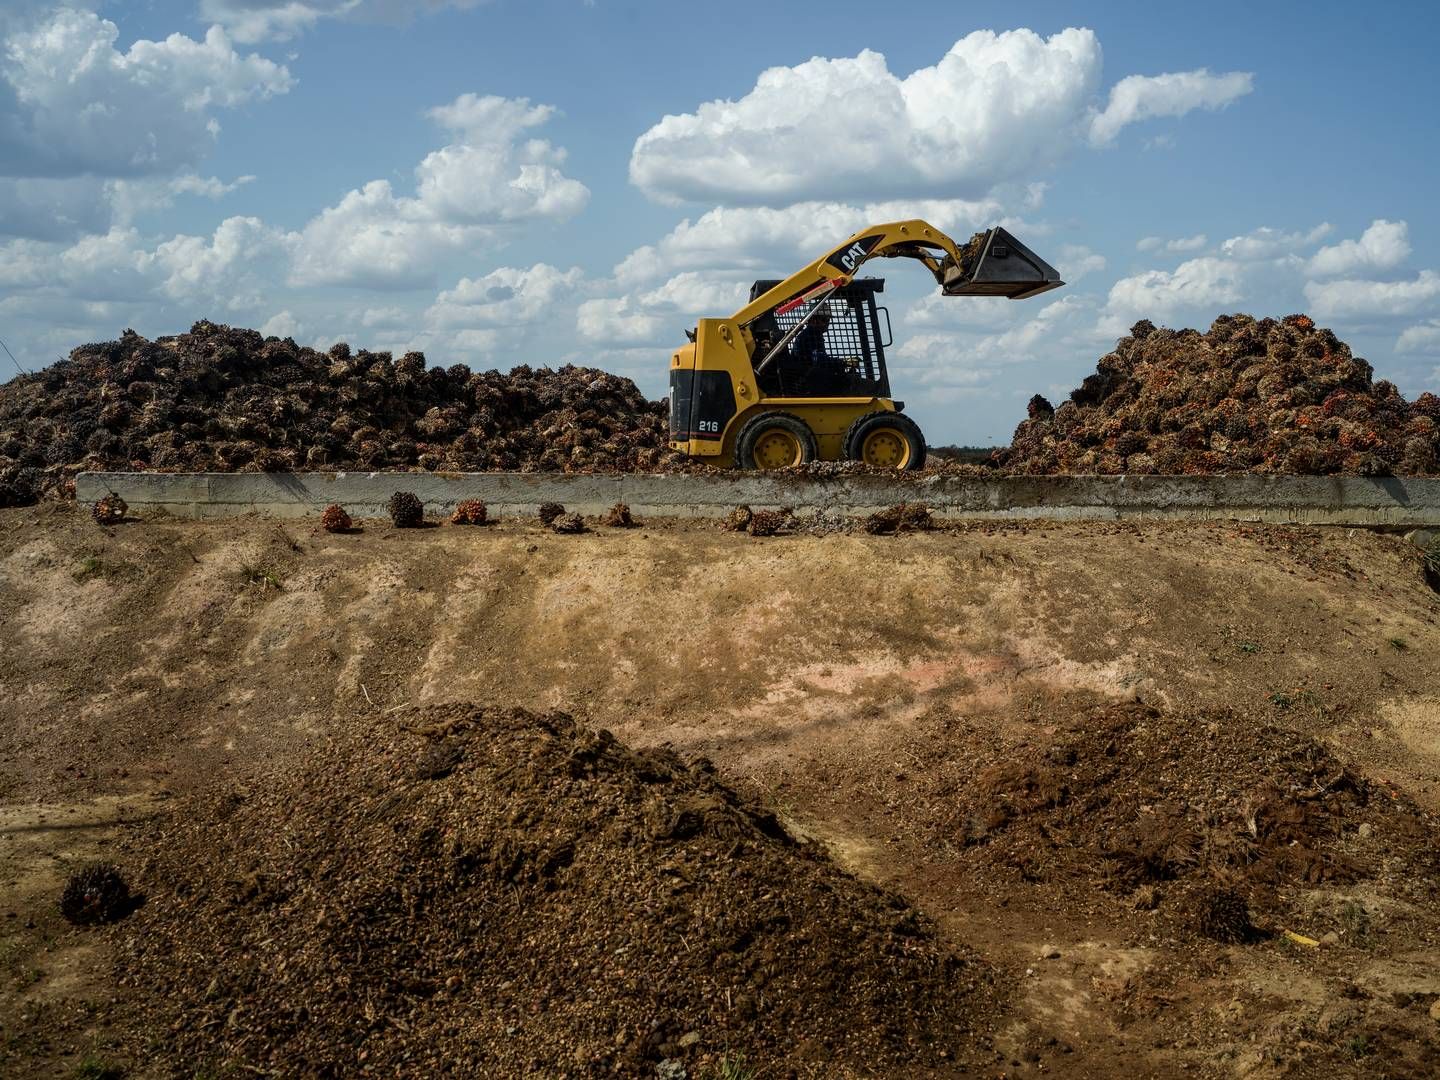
[75,471,1440,527]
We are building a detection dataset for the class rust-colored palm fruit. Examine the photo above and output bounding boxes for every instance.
[722,505,753,532]
[748,509,787,537]
[451,498,487,525]
[387,491,424,528]
[60,863,132,925]
[602,502,634,527]
[864,503,932,535]
[551,512,586,534]
[319,503,352,532]
[997,313,1440,477]
[92,493,127,525]
[0,322,681,508]
[537,501,564,526]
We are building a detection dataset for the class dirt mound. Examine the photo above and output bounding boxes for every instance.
[0,321,677,503]
[995,314,1440,476]
[113,706,998,1076]
[935,703,1438,933]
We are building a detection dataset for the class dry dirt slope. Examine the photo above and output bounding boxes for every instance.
[1,506,1438,1078]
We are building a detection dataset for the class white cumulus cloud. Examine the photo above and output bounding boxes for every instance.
[1088,69,1253,146]
[630,29,1253,207]
[105,173,256,228]
[0,10,292,179]
[1219,223,1332,260]
[897,294,1095,373]
[289,94,588,290]
[0,214,294,312]
[1396,320,1440,355]
[149,216,295,309]
[1306,219,1410,277]
[199,0,492,44]
[631,29,1105,206]
[577,273,752,349]
[1304,271,1440,317]
[1057,244,1107,282]
[1104,256,1246,322]
[425,263,584,329]
[260,310,304,338]
[1137,233,1207,253]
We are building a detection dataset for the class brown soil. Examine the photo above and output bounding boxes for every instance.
[2,508,1439,1078]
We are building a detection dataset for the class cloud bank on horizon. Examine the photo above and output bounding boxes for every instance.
[1,2,1437,445]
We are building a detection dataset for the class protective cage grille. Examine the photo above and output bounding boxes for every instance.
[757,280,890,398]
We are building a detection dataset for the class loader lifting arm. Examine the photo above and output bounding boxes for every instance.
[730,219,1064,333]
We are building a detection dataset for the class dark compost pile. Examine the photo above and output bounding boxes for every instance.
[113,705,1000,1077]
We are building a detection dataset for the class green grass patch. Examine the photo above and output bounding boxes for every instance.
[1423,539,1440,575]
[1340,899,1372,944]
[1345,1033,1372,1059]
[238,563,285,591]
[11,965,41,991]
[708,1055,755,1080]
[72,556,105,582]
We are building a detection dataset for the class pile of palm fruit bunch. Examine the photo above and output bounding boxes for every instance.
[995,315,1440,476]
[0,321,678,505]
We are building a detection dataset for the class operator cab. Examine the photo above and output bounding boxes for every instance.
[747,277,893,398]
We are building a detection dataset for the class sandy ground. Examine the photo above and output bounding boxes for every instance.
[1,504,1437,1077]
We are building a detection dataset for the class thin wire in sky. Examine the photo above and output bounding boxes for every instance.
[0,333,30,375]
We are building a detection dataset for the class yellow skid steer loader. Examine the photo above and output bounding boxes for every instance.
[668,221,1062,469]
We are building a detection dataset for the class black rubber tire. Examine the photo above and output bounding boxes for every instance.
[844,411,927,470]
[734,412,818,470]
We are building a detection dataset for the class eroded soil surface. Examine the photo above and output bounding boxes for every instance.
[1,506,1438,1077]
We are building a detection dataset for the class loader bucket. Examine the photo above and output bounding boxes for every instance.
[941,227,1064,299]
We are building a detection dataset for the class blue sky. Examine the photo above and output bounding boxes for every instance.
[3,1,1438,445]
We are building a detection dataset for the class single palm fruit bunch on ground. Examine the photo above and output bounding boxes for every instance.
[387,491,424,528]
[319,504,352,532]
[451,499,487,525]
[537,501,564,526]
[864,503,932,535]
[92,493,127,525]
[722,505,753,532]
[603,502,634,527]
[748,509,787,537]
[1183,878,1256,942]
[60,863,132,925]
[552,512,586,534]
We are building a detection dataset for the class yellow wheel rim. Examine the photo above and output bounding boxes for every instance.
[860,427,912,468]
[753,429,805,469]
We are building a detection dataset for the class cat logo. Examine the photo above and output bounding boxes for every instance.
[824,234,883,274]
